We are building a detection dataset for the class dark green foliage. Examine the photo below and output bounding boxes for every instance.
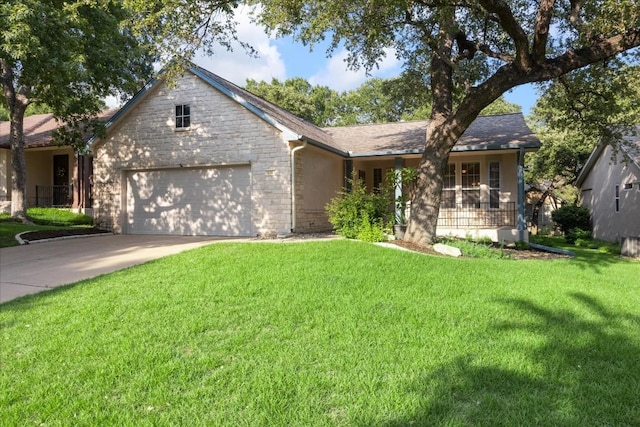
[325,182,391,240]
[552,205,591,241]
[566,227,592,244]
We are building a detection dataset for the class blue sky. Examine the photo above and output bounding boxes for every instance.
[191,9,539,116]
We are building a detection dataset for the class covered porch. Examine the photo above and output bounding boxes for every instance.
[348,149,529,242]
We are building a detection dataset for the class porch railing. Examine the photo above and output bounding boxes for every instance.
[437,202,516,228]
[35,185,73,207]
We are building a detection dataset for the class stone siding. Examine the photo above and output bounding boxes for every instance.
[92,73,292,236]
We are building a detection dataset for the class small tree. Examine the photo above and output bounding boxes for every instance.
[552,205,591,236]
[1,0,154,220]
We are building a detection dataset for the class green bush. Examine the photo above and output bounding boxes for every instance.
[566,227,592,244]
[26,208,93,226]
[552,205,591,238]
[326,182,391,240]
[355,212,388,242]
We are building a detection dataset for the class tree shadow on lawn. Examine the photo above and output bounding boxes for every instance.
[561,249,637,273]
[380,293,640,426]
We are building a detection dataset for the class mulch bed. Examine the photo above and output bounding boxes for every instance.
[16,229,571,260]
[19,228,111,242]
[392,239,571,260]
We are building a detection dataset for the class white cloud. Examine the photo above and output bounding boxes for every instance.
[193,7,286,87]
[308,48,402,92]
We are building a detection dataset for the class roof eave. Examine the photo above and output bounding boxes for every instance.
[348,148,423,158]
[346,142,540,158]
[576,142,607,188]
[300,136,349,157]
[451,142,541,152]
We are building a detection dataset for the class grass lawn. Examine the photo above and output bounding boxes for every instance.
[0,208,94,247]
[1,240,639,425]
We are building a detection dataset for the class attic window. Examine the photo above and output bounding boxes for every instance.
[175,104,190,129]
[623,183,633,190]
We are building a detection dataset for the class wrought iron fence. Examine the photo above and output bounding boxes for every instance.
[34,185,73,207]
[437,202,516,228]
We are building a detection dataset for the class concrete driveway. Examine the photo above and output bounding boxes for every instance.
[0,235,232,303]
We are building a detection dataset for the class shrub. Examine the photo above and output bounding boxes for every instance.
[355,213,388,242]
[551,205,591,235]
[326,182,391,240]
[566,227,592,244]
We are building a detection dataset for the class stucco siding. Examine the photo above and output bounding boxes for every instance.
[24,147,75,207]
[92,73,292,236]
[580,145,640,242]
[0,149,9,199]
[295,145,343,232]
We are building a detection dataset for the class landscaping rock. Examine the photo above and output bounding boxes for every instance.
[433,243,462,257]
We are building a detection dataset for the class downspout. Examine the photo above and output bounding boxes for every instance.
[517,147,526,242]
[290,141,307,233]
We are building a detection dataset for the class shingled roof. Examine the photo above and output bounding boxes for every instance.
[190,66,540,156]
[0,111,115,150]
[4,65,541,157]
[322,113,540,157]
[621,127,640,167]
[0,114,61,149]
[577,126,640,187]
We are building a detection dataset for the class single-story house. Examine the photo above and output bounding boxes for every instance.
[525,182,565,235]
[86,64,540,241]
[576,129,640,243]
[0,114,94,213]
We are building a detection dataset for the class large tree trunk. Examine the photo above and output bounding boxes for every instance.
[404,118,462,246]
[2,59,30,222]
[9,106,28,221]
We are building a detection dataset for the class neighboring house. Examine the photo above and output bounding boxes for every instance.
[0,114,94,213]
[576,130,640,243]
[88,64,540,241]
[525,182,565,235]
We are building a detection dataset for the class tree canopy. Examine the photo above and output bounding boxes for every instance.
[246,75,520,127]
[524,63,640,230]
[1,0,155,219]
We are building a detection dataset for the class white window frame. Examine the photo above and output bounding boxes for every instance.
[488,161,501,209]
[442,163,456,209]
[461,162,481,209]
[175,104,191,129]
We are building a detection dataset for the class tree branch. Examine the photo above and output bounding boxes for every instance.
[451,28,640,135]
[568,0,584,32]
[478,0,531,70]
[533,0,555,61]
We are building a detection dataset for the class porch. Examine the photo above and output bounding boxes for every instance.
[437,202,516,228]
[33,185,74,207]
[408,201,527,242]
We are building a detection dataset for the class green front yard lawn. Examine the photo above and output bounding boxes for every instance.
[0,208,95,247]
[1,240,639,425]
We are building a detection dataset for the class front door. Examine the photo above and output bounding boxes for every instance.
[53,154,69,206]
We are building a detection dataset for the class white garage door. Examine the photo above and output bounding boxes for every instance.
[125,166,252,236]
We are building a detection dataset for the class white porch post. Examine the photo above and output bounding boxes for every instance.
[395,157,403,223]
[517,147,526,241]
